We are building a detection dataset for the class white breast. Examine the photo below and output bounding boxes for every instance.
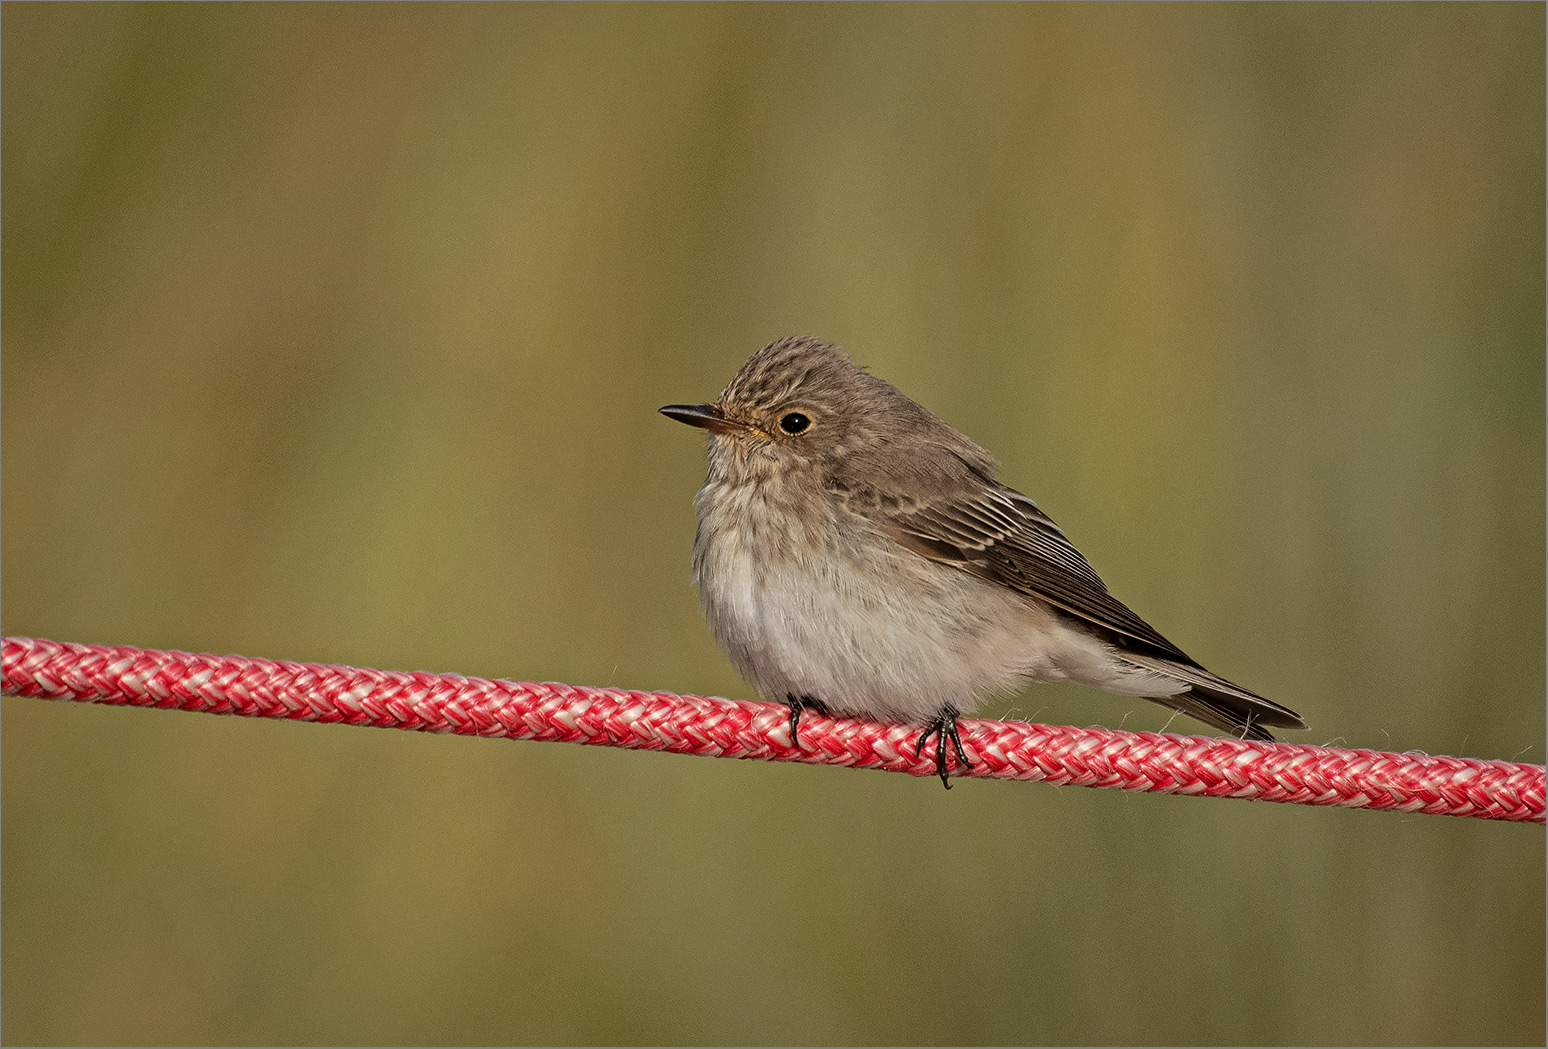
[691,478,1066,723]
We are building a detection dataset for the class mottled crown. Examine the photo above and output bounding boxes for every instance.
[715,336,998,478]
[719,336,931,422]
[720,337,859,408]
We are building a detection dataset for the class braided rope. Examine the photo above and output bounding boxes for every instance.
[3,636,1542,823]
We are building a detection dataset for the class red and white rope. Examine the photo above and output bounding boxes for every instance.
[3,636,1542,823]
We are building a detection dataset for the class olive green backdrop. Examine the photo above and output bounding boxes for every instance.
[3,3,1543,1046]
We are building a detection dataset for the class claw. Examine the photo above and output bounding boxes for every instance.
[914,707,974,788]
[784,695,828,750]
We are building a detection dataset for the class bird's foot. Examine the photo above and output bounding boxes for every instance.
[914,707,974,789]
[784,694,829,750]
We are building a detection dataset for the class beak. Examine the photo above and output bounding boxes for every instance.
[659,403,747,436]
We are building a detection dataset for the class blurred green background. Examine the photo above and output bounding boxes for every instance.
[3,3,1543,1045]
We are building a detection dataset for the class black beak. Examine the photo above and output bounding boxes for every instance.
[659,403,746,436]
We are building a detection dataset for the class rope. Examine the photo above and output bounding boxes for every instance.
[3,636,1542,823]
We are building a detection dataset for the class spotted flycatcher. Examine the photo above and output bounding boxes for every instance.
[662,336,1304,786]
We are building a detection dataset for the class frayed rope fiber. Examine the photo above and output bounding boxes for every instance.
[3,636,1542,823]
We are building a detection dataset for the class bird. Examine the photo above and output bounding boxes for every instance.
[660,336,1304,786]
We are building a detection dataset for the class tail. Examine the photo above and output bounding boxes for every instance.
[1118,652,1305,742]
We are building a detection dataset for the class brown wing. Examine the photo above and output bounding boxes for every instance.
[875,483,1303,729]
[877,482,1199,664]
[860,477,1306,732]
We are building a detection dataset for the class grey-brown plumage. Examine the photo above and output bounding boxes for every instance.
[661,336,1304,785]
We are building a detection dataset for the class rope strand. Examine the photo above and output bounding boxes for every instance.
[3,636,1541,823]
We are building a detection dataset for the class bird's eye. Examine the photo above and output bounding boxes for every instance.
[779,412,811,434]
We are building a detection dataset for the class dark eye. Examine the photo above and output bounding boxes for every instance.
[779,412,811,434]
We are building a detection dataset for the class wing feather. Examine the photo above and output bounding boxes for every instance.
[883,487,1195,663]
[827,450,1305,735]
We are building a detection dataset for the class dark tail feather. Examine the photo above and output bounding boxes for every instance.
[1148,683,1292,742]
[1114,651,1304,741]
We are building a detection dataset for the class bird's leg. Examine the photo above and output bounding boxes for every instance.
[914,706,974,789]
[784,694,829,750]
